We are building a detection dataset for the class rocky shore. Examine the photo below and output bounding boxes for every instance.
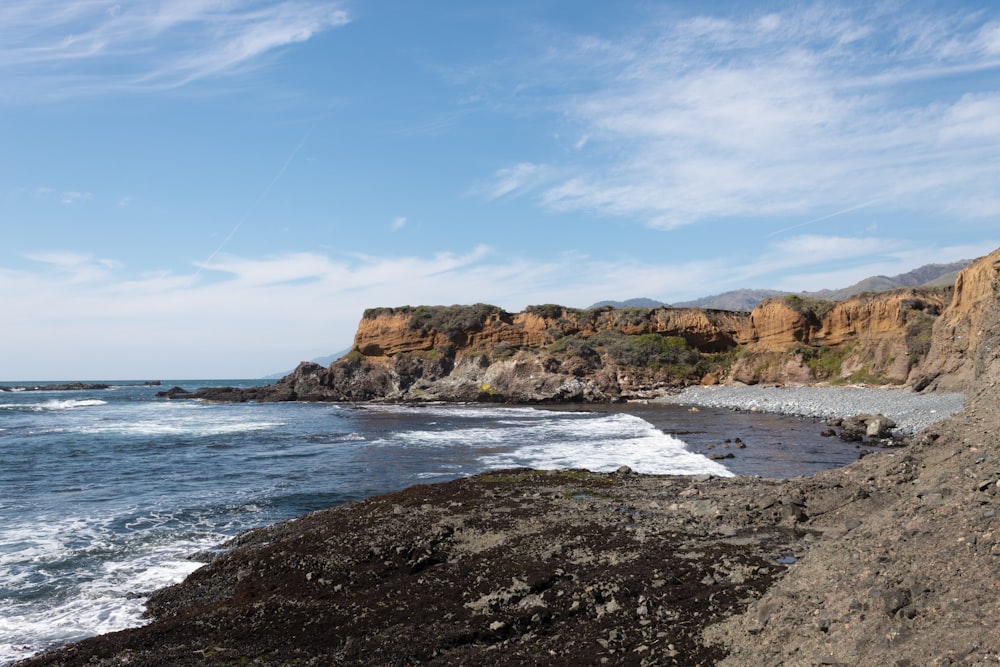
[18,248,1000,666]
[18,379,1000,666]
[662,385,966,436]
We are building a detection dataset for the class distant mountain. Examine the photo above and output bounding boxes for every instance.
[588,298,667,309]
[262,348,351,380]
[806,261,970,301]
[592,260,971,313]
[673,289,788,311]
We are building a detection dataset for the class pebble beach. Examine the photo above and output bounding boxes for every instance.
[660,385,966,435]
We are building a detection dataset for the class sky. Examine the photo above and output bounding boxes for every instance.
[2,1,999,380]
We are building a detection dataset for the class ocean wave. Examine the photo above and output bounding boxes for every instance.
[477,412,733,477]
[0,513,222,664]
[370,408,731,477]
[0,399,108,412]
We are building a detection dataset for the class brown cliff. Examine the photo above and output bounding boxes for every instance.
[913,246,1000,390]
[731,289,947,385]
[258,276,965,403]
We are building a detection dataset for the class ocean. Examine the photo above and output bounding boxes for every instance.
[0,380,868,664]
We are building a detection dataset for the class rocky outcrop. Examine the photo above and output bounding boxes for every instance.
[250,285,954,403]
[731,289,947,386]
[157,249,994,404]
[913,246,1000,390]
[3,382,112,392]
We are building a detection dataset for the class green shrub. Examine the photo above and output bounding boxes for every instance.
[403,304,505,335]
[525,304,567,320]
[844,365,903,386]
[905,311,936,358]
[612,308,652,327]
[797,342,855,379]
[782,295,836,319]
[591,331,700,370]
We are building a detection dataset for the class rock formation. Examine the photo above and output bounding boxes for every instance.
[913,246,1000,390]
[19,248,1000,666]
[243,285,952,404]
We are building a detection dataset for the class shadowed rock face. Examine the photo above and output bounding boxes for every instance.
[915,246,1000,390]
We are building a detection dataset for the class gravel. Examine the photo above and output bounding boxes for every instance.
[659,385,965,435]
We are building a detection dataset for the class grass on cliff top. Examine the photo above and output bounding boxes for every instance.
[780,294,837,319]
[363,304,507,335]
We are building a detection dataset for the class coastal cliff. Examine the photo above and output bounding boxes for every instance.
[260,286,953,404]
[23,248,1000,666]
[913,246,1000,390]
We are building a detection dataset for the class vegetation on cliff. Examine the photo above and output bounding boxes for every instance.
[319,285,954,403]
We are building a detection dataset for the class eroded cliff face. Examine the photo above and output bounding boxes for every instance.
[352,306,748,359]
[913,246,1000,390]
[729,289,947,386]
[257,266,983,404]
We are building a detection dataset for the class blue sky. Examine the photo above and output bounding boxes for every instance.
[2,1,999,380]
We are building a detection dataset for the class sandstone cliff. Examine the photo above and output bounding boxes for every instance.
[256,276,965,403]
[913,246,1000,390]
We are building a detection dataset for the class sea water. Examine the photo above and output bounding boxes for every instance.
[0,380,865,663]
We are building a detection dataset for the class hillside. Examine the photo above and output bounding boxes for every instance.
[670,289,786,311]
[603,259,971,312]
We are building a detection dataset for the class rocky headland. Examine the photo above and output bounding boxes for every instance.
[22,247,1000,666]
[174,270,958,405]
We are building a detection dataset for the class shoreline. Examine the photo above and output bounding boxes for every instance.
[15,385,997,667]
[657,384,965,435]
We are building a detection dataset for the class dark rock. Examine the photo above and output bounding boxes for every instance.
[18,470,799,667]
[881,587,912,617]
[155,386,192,398]
[14,382,111,392]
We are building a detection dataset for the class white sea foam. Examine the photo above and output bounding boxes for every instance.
[0,513,217,664]
[0,556,203,664]
[368,406,731,477]
[78,420,283,438]
[361,404,545,420]
[0,398,108,412]
[478,412,733,476]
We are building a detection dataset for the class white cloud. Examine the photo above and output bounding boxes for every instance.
[391,216,407,231]
[0,0,349,99]
[482,4,1000,230]
[477,162,548,200]
[5,236,996,379]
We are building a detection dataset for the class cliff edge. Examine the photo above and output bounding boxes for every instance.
[259,286,957,404]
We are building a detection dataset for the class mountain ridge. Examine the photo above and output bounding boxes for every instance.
[592,259,971,311]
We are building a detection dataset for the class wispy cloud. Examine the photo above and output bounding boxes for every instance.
[59,191,92,205]
[475,162,550,200]
[481,4,1000,229]
[0,1,349,100]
